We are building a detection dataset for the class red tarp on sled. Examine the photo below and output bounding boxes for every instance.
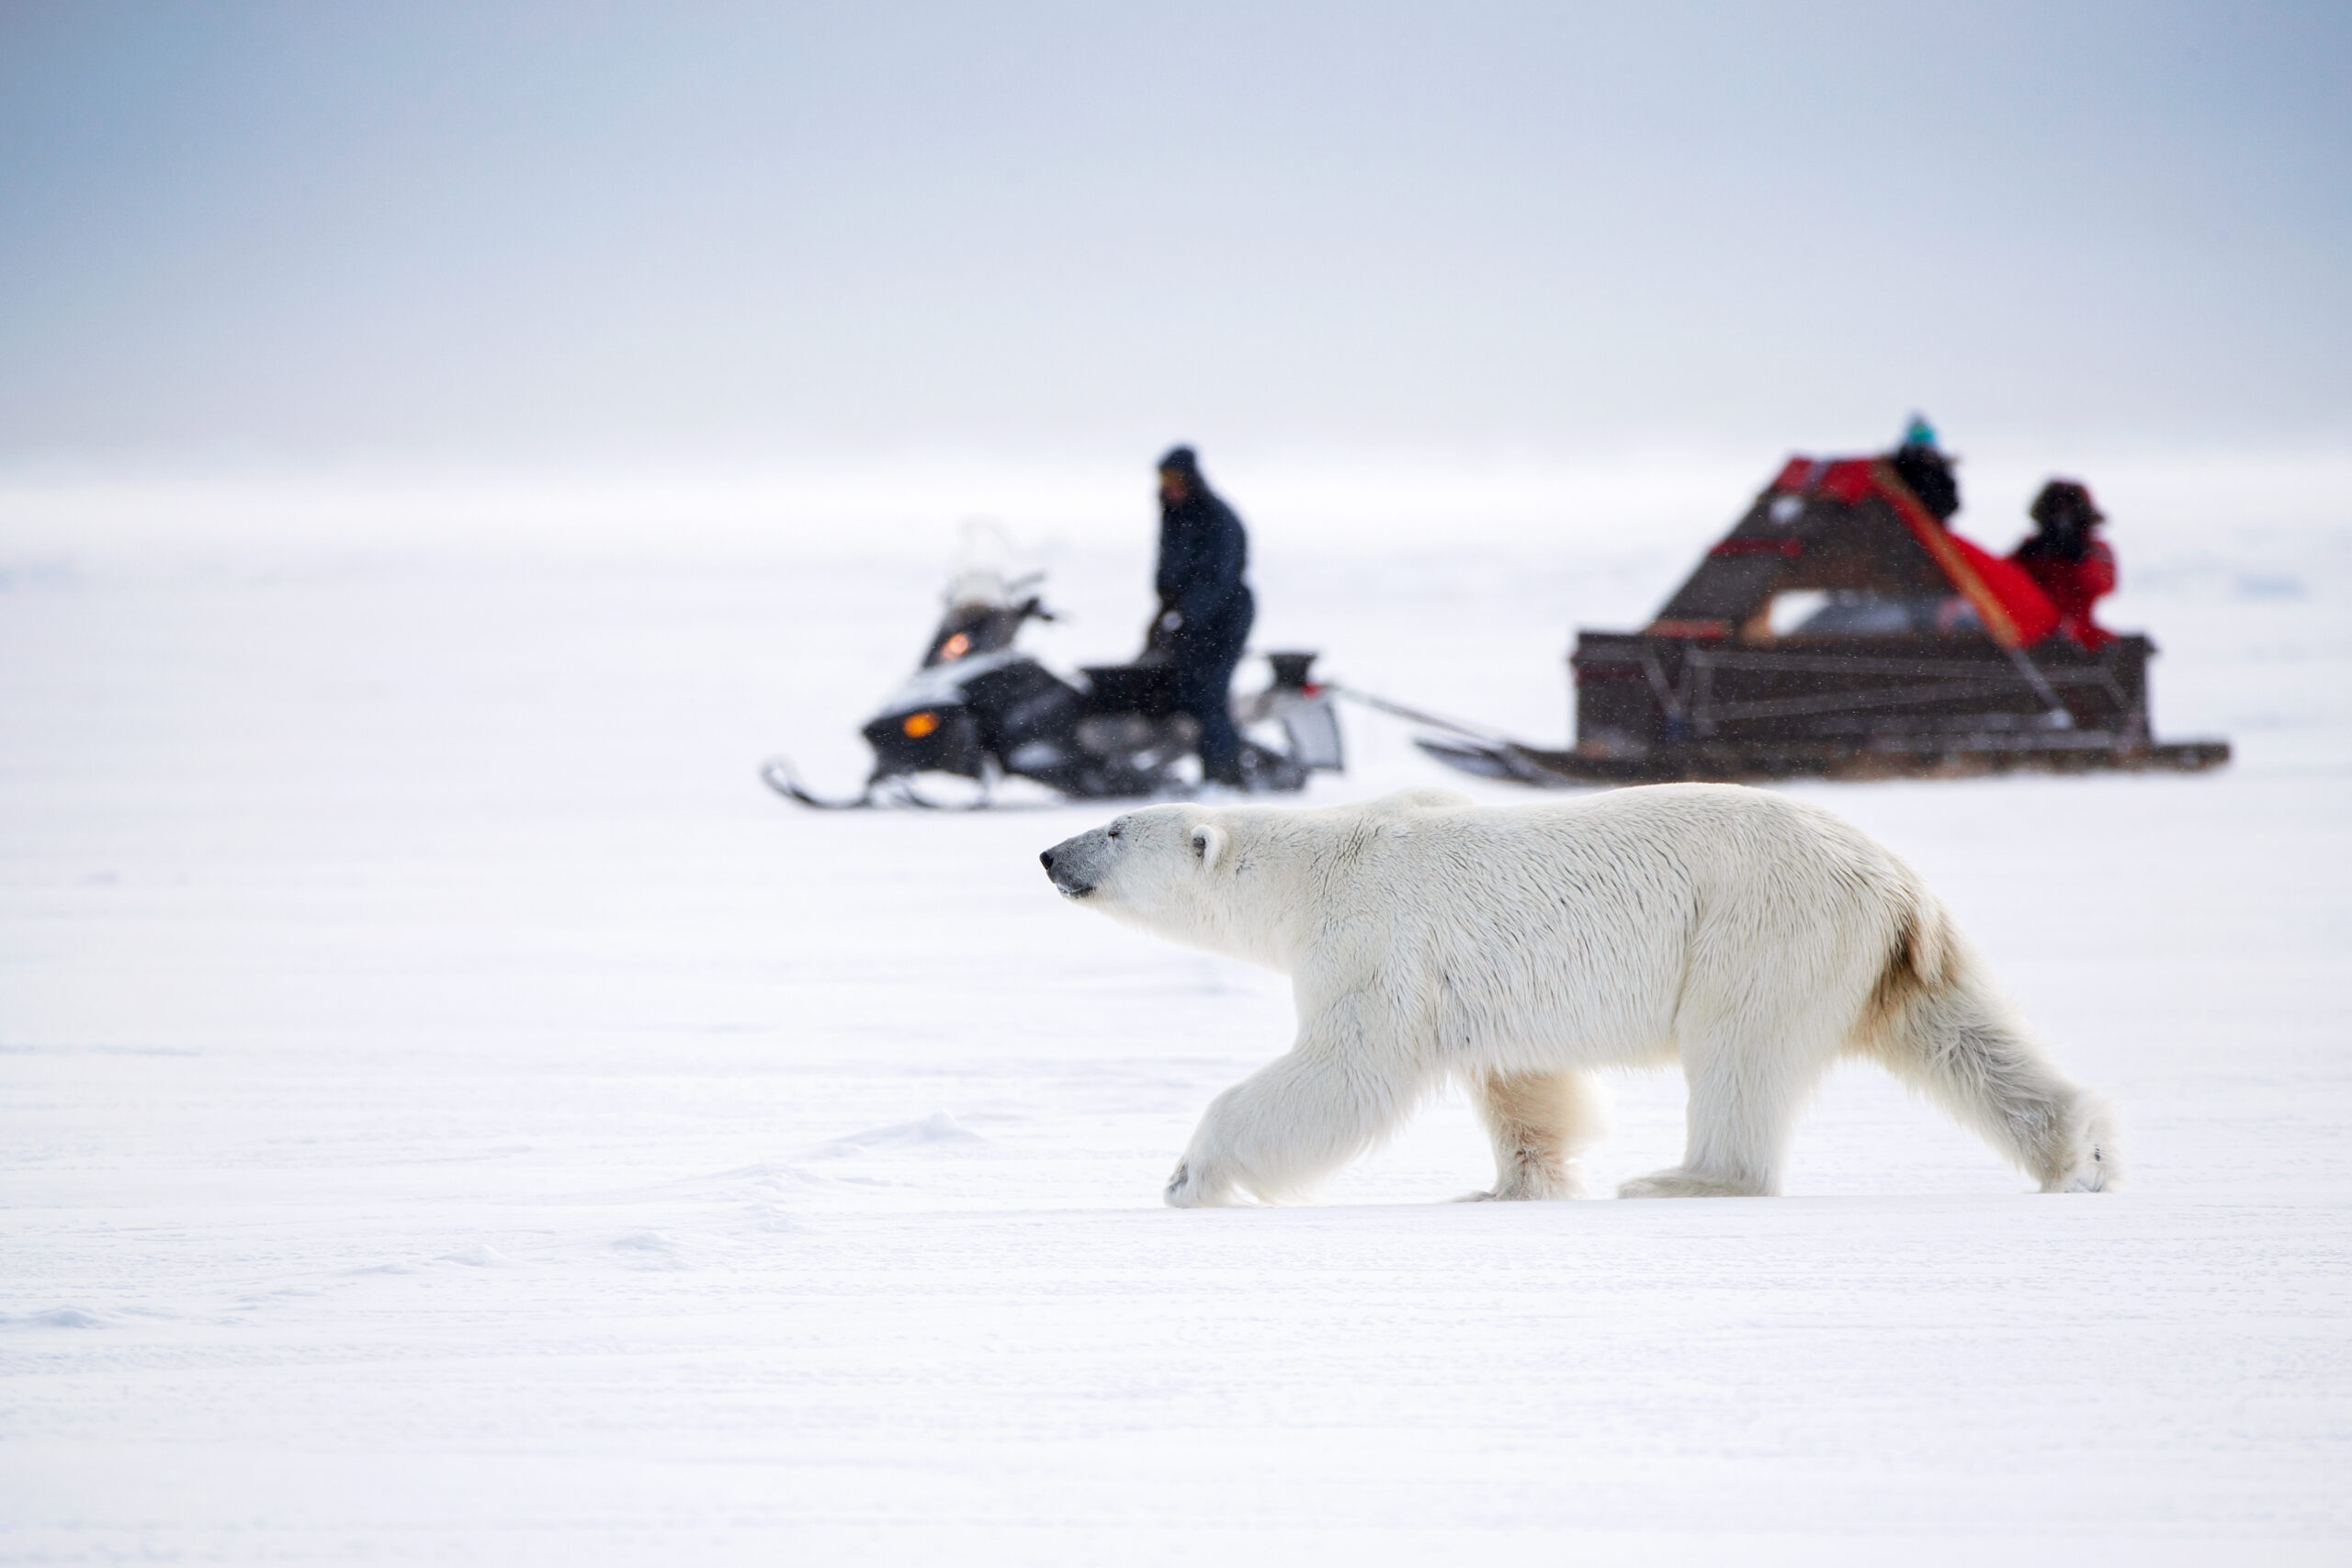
[1658,455,2063,649]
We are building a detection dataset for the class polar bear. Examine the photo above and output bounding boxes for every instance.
[1039,784,2118,1206]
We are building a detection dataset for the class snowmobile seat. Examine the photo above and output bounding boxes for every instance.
[1080,663,1181,719]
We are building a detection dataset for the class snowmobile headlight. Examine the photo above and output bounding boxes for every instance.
[903,711,941,739]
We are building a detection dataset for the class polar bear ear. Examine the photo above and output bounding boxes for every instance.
[1190,824,1229,872]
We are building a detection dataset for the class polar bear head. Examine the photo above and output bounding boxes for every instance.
[1039,804,1297,967]
[1039,789,1473,971]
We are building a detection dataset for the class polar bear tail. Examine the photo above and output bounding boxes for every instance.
[1860,889,2122,1193]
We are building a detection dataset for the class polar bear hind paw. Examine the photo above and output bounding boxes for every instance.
[1453,1168,1588,1202]
[2048,1137,2120,1193]
[1617,1168,1770,1199]
[1164,1161,1241,1208]
[1450,1187,1570,1203]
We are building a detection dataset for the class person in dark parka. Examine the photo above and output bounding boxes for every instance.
[1889,413,1962,524]
[1147,446,1255,785]
[2011,479,2118,650]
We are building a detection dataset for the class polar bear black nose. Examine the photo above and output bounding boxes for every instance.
[1040,838,1097,898]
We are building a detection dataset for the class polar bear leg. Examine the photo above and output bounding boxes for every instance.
[1871,966,2123,1192]
[1621,1021,1842,1198]
[1165,1035,1415,1207]
[1461,1070,1608,1201]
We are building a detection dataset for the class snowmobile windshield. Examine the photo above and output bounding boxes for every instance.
[941,519,1041,611]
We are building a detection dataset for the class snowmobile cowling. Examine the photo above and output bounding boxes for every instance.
[764,544,1344,808]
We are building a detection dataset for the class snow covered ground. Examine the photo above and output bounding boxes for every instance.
[4,511,2348,1563]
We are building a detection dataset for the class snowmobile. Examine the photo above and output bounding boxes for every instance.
[762,531,1345,808]
[1378,453,2229,785]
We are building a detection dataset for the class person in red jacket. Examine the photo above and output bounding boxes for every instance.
[2011,479,2117,650]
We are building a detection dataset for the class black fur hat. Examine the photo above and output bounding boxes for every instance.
[2030,479,2103,531]
[1156,445,1200,477]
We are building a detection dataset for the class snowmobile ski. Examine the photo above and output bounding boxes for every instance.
[759,756,879,810]
[760,756,1012,811]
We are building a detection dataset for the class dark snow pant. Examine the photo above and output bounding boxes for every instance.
[1172,592,1252,784]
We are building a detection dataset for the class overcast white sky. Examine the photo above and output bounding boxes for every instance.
[2,1,2346,479]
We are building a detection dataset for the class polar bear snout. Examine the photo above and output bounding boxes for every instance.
[1040,829,1108,898]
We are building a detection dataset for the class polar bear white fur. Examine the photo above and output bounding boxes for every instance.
[1039,783,2119,1206]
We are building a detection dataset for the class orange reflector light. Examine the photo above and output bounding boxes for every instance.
[939,632,971,660]
[903,711,940,739]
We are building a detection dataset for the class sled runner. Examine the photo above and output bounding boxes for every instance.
[1388,455,2230,785]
